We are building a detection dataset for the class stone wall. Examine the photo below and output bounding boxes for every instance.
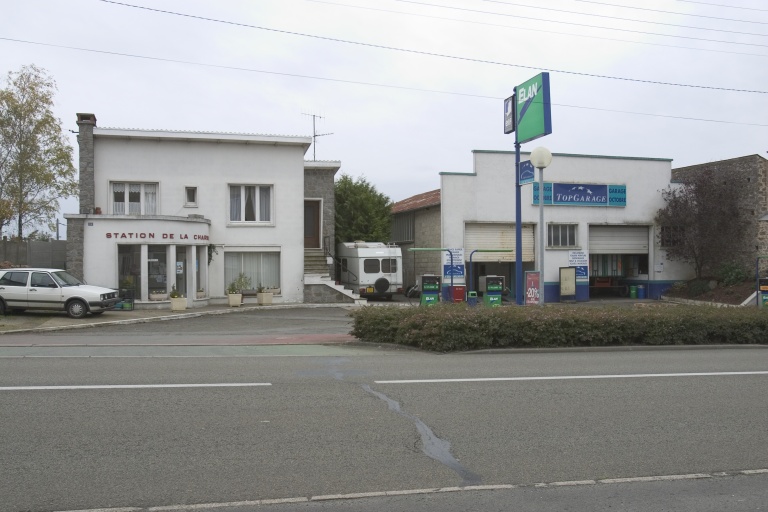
[672,155,768,274]
[397,206,442,289]
[303,283,354,303]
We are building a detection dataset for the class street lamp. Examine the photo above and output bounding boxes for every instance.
[530,146,552,305]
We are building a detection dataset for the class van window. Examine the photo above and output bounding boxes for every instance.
[382,259,398,273]
[363,259,380,274]
[341,258,348,272]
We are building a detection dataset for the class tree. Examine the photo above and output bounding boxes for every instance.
[335,174,392,244]
[654,169,750,279]
[0,65,77,238]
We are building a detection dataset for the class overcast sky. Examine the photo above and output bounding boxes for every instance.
[3,0,767,227]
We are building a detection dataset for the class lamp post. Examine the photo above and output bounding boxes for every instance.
[530,147,552,305]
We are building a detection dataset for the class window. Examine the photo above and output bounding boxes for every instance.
[392,213,415,243]
[661,226,684,247]
[548,224,577,247]
[0,271,29,287]
[382,259,398,273]
[229,185,272,223]
[185,187,198,207]
[224,251,280,291]
[112,183,158,215]
[363,259,380,274]
[31,272,57,288]
[341,258,348,272]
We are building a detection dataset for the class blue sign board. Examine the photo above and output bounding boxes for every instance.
[443,264,465,277]
[574,265,588,279]
[534,183,626,207]
[518,160,535,186]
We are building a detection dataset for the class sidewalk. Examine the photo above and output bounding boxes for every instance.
[0,303,353,335]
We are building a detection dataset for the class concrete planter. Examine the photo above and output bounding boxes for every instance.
[257,292,273,305]
[228,293,242,307]
[170,297,187,311]
[196,291,205,299]
[149,293,168,301]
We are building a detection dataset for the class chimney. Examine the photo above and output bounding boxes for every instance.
[76,113,97,214]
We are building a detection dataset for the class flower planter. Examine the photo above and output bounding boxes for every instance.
[228,293,242,307]
[149,293,168,301]
[196,291,205,299]
[257,292,273,305]
[170,297,187,311]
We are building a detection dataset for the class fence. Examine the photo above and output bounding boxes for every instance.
[0,240,68,269]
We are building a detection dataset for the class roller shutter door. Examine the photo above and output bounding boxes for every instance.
[464,223,535,262]
[589,226,649,254]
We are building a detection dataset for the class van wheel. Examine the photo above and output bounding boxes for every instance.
[67,299,87,319]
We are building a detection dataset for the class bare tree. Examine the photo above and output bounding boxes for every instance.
[655,169,750,279]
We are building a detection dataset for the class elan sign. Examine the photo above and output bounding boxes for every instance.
[516,72,552,144]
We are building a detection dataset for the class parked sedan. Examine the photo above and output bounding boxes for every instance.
[0,268,120,318]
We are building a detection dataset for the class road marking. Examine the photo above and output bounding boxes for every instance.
[0,383,271,391]
[375,370,768,384]
[54,468,768,512]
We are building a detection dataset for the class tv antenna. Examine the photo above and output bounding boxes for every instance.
[302,113,333,161]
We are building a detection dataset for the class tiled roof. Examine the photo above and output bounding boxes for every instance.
[391,189,441,214]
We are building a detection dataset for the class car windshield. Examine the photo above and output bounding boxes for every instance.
[50,271,84,287]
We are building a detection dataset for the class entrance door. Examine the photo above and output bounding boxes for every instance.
[304,201,320,248]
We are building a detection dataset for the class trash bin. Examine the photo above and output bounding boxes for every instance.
[467,291,478,307]
[629,285,638,299]
[637,285,646,299]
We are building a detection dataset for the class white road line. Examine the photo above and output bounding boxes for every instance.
[54,468,768,512]
[0,383,271,391]
[375,370,768,384]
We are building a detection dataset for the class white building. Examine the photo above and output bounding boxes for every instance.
[65,113,344,308]
[440,150,694,301]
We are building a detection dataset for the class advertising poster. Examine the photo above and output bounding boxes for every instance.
[525,271,540,305]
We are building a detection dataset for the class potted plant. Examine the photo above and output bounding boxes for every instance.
[196,288,205,299]
[149,289,168,301]
[169,285,187,311]
[256,283,273,305]
[227,273,251,307]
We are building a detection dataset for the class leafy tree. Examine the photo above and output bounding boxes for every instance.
[335,174,392,244]
[0,65,77,238]
[655,169,750,279]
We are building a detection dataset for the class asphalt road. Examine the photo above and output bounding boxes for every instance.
[1,330,767,512]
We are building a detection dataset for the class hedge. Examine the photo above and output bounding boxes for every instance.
[349,304,768,352]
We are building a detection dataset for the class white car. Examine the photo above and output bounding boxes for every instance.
[0,268,120,319]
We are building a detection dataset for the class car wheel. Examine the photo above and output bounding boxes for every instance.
[67,299,88,319]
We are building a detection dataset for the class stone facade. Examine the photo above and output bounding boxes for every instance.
[391,205,441,290]
[303,165,337,255]
[75,114,96,214]
[672,154,768,274]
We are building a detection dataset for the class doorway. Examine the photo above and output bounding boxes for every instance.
[304,201,320,248]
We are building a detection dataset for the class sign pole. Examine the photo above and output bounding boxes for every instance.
[514,88,524,305]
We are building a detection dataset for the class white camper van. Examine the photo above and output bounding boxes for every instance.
[337,241,403,300]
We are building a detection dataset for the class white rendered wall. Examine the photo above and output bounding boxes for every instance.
[441,151,695,284]
[89,135,307,302]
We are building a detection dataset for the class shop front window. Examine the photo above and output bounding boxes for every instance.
[118,245,142,299]
[148,246,168,295]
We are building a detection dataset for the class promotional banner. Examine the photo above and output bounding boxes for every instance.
[442,248,465,284]
[525,271,540,305]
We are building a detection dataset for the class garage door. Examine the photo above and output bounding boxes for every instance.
[464,223,535,262]
[589,226,649,254]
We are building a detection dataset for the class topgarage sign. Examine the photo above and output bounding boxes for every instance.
[533,183,627,207]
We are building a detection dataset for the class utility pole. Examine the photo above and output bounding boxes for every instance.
[302,113,333,161]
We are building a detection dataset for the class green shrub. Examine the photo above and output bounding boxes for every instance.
[687,279,711,297]
[717,261,750,287]
[349,304,768,352]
